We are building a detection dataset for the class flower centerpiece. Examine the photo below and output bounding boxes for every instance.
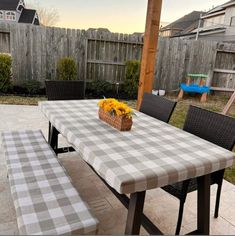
[98,98,134,131]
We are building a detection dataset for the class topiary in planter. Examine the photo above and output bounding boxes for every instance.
[0,54,12,93]
[124,60,140,98]
[57,57,78,81]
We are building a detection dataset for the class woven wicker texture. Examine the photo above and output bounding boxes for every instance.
[162,169,225,199]
[45,80,84,101]
[184,106,235,150]
[140,93,177,123]
[162,106,235,234]
[99,108,133,131]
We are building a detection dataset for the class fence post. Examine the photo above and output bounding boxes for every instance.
[84,38,88,96]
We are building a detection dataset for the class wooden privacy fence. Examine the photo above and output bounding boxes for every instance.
[85,37,143,84]
[154,38,235,92]
[0,22,235,93]
[0,22,143,86]
[0,31,10,53]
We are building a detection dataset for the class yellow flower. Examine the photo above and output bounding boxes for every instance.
[98,98,133,118]
[98,100,105,108]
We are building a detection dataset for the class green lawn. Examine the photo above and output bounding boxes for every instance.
[0,95,46,105]
[0,94,235,184]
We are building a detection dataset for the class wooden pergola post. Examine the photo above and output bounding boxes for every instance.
[137,0,163,110]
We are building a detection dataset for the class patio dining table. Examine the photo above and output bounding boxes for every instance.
[39,99,235,235]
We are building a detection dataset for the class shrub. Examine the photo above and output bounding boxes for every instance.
[0,54,12,93]
[57,57,78,80]
[22,80,41,95]
[90,79,112,96]
[124,60,141,98]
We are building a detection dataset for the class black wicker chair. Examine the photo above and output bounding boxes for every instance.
[161,106,235,235]
[45,80,85,101]
[140,93,177,123]
[45,80,85,154]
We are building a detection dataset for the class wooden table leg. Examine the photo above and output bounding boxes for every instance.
[125,191,146,235]
[197,174,210,234]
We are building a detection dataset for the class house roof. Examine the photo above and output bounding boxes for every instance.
[0,0,20,10]
[34,18,39,26]
[161,11,205,36]
[223,0,235,6]
[207,0,235,15]
[172,27,226,38]
[160,11,205,36]
[18,9,36,24]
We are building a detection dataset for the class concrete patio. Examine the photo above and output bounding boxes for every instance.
[0,104,235,235]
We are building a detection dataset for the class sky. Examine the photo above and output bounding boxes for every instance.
[25,0,228,33]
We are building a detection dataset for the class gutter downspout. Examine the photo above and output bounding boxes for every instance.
[196,13,203,40]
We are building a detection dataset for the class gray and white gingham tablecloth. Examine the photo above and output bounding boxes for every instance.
[1,130,98,235]
[39,100,235,194]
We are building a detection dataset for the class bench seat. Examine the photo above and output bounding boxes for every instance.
[1,130,98,235]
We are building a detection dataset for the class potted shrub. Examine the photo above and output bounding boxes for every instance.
[57,57,77,81]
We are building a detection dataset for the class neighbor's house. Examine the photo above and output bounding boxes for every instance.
[0,0,40,25]
[178,0,235,42]
[159,11,205,37]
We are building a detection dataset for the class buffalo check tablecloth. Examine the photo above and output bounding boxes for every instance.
[1,130,98,235]
[39,100,235,194]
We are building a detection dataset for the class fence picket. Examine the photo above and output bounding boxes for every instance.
[0,22,234,92]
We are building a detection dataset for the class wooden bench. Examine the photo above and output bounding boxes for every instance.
[1,130,98,235]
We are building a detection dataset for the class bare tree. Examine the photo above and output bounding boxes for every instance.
[27,1,60,27]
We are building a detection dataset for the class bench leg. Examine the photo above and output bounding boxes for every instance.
[125,191,146,235]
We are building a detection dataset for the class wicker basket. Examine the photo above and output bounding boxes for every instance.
[99,108,133,131]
